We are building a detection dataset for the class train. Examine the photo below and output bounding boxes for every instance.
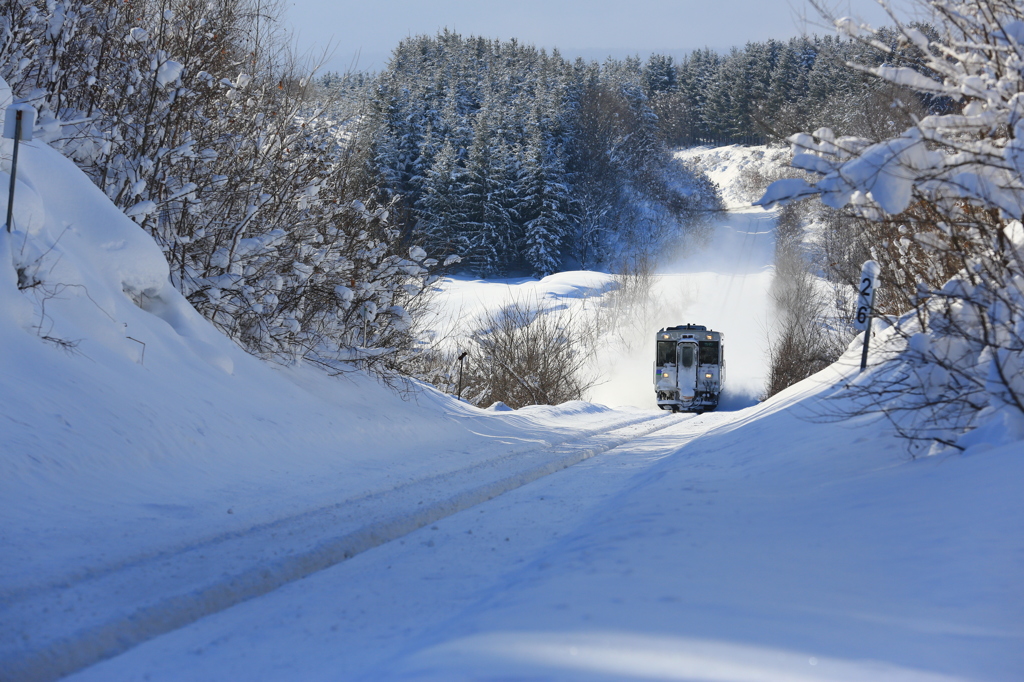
[654,324,725,413]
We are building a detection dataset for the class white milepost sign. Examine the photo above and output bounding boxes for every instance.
[856,260,880,372]
[854,260,880,330]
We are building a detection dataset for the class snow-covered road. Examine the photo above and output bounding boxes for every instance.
[3,410,687,681]
[61,409,729,681]
[4,145,1020,682]
[63,380,1024,682]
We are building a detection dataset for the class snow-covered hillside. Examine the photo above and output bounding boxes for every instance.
[2,134,1021,682]
[0,106,674,680]
[677,145,791,209]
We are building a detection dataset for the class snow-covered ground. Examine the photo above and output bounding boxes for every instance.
[0,117,670,680]
[2,141,1021,681]
[55,361,1024,682]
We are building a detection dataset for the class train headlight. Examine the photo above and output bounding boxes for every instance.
[705,373,712,379]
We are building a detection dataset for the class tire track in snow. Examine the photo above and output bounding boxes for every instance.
[1,412,686,682]
[1,411,656,607]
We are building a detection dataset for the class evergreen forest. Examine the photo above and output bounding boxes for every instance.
[333,27,951,278]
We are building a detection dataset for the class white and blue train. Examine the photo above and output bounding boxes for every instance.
[654,324,725,413]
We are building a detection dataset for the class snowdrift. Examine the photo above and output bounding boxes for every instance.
[2,93,1020,680]
[0,96,655,617]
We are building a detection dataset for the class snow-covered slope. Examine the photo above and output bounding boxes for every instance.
[3,133,1020,682]
[677,145,791,209]
[0,106,673,680]
[57,347,1024,682]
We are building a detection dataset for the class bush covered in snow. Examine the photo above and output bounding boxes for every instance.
[458,298,596,409]
[759,0,1024,453]
[0,0,443,372]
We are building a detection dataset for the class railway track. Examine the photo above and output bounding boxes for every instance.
[1,411,687,682]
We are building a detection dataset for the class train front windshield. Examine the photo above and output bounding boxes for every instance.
[657,340,675,366]
[699,341,719,364]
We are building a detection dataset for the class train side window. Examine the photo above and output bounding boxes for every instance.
[679,345,694,368]
[699,341,718,365]
[657,340,675,366]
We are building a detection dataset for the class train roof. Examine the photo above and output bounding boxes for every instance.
[657,325,723,340]
[659,325,708,333]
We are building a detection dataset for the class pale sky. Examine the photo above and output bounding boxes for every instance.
[283,0,901,74]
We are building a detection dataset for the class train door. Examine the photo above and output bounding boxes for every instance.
[676,341,698,401]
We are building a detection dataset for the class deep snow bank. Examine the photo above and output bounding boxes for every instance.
[0,105,654,605]
[55,340,1024,682]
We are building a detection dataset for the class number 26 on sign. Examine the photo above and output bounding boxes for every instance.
[855,260,880,373]
[855,260,880,331]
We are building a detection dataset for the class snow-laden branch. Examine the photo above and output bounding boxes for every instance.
[760,0,1024,455]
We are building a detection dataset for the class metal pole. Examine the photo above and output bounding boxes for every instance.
[6,110,21,233]
[457,351,468,401]
[362,315,368,371]
[859,312,873,373]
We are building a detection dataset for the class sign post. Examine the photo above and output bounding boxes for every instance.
[854,260,880,373]
[4,103,35,233]
[456,350,468,401]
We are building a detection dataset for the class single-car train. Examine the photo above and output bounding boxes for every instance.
[654,324,725,413]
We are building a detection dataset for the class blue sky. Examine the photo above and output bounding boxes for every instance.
[284,0,900,74]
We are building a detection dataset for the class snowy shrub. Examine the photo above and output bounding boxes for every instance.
[759,0,1024,453]
[764,204,855,398]
[598,256,660,352]
[460,299,596,409]
[0,0,440,372]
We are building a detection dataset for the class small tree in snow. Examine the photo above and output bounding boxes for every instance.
[460,298,595,409]
[759,0,1024,453]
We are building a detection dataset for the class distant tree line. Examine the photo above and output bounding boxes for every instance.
[317,29,954,279]
[643,27,953,147]
[342,32,723,278]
